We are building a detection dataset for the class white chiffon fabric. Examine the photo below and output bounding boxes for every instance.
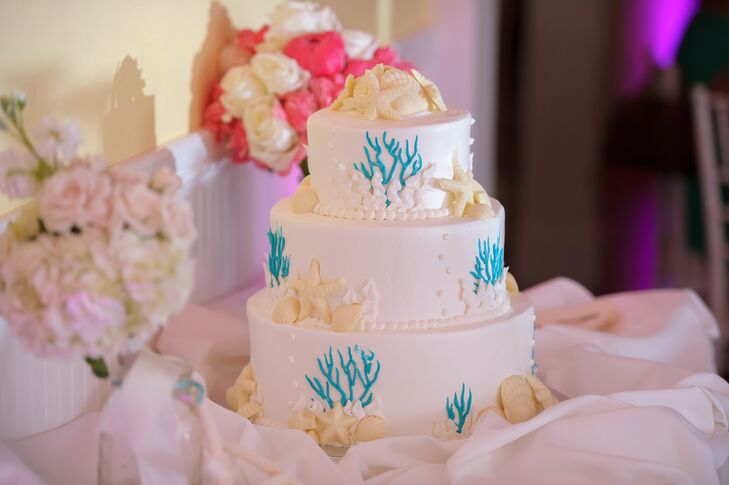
[4,278,729,484]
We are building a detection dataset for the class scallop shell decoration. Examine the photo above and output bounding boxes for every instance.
[237,401,263,420]
[273,296,301,324]
[289,409,318,431]
[354,415,389,442]
[331,303,363,333]
[488,374,559,424]
[499,375,540,424]
[411,69,447,112]
[292,176,319,213]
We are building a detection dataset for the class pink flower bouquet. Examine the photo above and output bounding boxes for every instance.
[203,1,413,175]
[0,92,196,377]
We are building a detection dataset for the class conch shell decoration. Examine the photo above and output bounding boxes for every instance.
[478,374,558,424]
[331,64,447,120]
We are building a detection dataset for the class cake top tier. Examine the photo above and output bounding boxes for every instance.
[304,66,495,222]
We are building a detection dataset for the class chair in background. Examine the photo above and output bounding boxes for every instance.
[691,86,729,358]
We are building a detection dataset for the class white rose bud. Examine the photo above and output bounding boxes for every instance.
[266,1,341,42]
[342,29,378,60]
[219,65,269,119]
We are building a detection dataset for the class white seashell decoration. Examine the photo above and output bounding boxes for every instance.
[331,303,363,332]
[411,69,447,112]
[225,386,248,411]
[253,417,283,428]
[499,375,539,424]
[525,374,559,409]
[463,202,496,220]
[332,64,446,120]
[237,401,263,420]
[353,415,388,442]
[289,409,318,430]
[272,296,301,324]
[506,273,519,295]
[226,364,258,410]
[292,178,319,213]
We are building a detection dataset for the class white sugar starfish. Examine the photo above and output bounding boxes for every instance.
[290,258,345,324]
[438,153,493,217]
[317,402,358,446]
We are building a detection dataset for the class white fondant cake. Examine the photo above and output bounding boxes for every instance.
[239,65,538,446]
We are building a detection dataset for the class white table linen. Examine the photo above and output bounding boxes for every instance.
[4,278,728,484]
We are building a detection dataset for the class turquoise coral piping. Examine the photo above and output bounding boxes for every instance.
[266,226,290,287]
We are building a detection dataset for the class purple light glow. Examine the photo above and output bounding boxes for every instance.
[649,0,700,68]
[620,0,699,94]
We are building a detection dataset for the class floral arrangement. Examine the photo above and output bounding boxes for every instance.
[204,1,413,175]
[0,92,196,377]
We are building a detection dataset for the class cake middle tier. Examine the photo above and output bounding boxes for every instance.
[263,197,510,331]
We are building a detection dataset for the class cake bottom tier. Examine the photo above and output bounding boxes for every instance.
[246,291,536,443]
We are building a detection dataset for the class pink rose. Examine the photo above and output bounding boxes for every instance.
[282,89,318,133]
[310,75,344,108]
[202,95,232,143]
[158,195,197,248]
[238,25,269,53]
[228,120,250,164]
[283,31,347,77]
[218,42,252,76]
[343,46,414,77]
[109,169,161,236]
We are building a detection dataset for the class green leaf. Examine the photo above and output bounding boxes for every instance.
[299,158,309,178]
[85,356,109,379]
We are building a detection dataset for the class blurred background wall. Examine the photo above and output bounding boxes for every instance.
[0,0,720,304]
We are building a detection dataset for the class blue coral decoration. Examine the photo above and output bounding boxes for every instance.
[446,383,473,434]
[470,235,504,293]
[266,226,290,287]
[305,345,381,409]
[354,131,423,205]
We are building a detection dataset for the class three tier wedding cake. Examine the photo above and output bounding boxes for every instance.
[228,65,540,445]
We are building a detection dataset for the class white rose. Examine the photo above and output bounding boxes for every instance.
[250,52,309,95]
[266,1,341,42]
[220,65,268,119]
[158,195,197,249]
[243,99,299,171]
[33,117,83,166]
[0,149,38,198]
[64,291,126,345]
[342,29,378,60]
[37,164,111,233]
